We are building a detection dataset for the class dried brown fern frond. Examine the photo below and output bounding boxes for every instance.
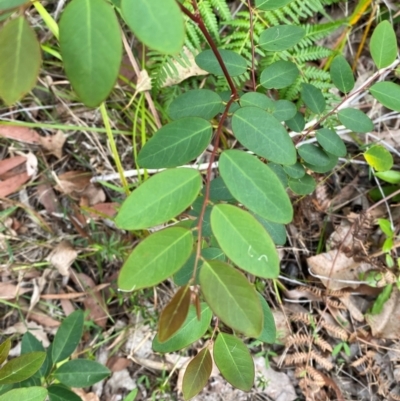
[350,350,376,368]
[285,352,309,365]
[314,336,333,352]
[389,390,400,401]
[286,333,312,348]
[310,350,334,371]
[348,328,369,342]
[325,298,347,309]
[290,312,315,325]
[321,321,348,341]
[299,376,323,395]
[295,365,325,387]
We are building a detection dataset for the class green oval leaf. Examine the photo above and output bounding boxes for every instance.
[232,107,296,165]
[121,0,184,54]
[288,173,316,195]
[0,352,45,385]
[0,0,29,11]
[0,387,47,401]
[0,339,10,366]
[268,162,288,188]
[304,152,338,173]
[370,82,400,112]
[59,0,122,107]
[137,118,212,168]
[286,111,305,132]
[220,150,293,224]
[259,25,305,51]
[330,55,354,93]
[240,92,275,110]
[213,333,254,391]
[297,144,330,166]
[199,260,263,337]
[54,359,110,388]
[115,168,202,230]
[255,0,293,10]
[52,309,84,364]
[375,170,400,184]
[158,285,191,343]
[301,83,326,114]
[283,162,305,179]
[21,333,48,377]
[316,128,347,157]
[364,145,393,172]
[272,99,297,121]
[0,17,41,105]
[254,215,287,246]
[168,89,222,120]
[337,108,373,133]
[370,20,397,69]
[209,176,235,202]
[153,303,212,353]
[195,49,247,77]
[48,384,82,401]
[260,60,299,89]
[211,204,279,278]
[182,348,212,400]
[118,227,193,291]
[257,293,276,343]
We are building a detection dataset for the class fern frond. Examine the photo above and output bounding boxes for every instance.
[198,0,220,43]
[209,0,231,21]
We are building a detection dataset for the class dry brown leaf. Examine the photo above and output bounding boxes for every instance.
[2,321,50,347]
[0,156,26,178]
[28,309,61,328]
[73,389,100,401]
[36,184,59,214]
[39,131,66,159]
[308,250,373,290]
[106,356,131,372]
[136,69,152,92]
[366,286,400,339]
[0,125,41,144]
[0,282,30,300]
[55,171,92,195]
[86,202,118,219]
[47,240,78,276]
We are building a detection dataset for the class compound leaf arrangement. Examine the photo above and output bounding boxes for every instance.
[0,0,400,399]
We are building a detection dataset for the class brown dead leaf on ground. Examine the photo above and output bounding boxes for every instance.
[0,282,30,300]
[47,240,78,276]
[2,321,50,347]
[36,183,60,214]
[308,250,373,290]
[366,286,400,339]
[0,156,26,178]
[85,202,118,219]
[106,356,131,372]
[73,389,100,401]
[38,130,66,159]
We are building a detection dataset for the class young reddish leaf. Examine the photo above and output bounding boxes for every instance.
[213,333,254,391]
[0,17,41,105]
[182,348,212,400]
[158,285,191,343]
[199,260,263,338]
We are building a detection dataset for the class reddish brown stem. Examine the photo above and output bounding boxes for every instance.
[247,0,257,91]
[178,2,238,98]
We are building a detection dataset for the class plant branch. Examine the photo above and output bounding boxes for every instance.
[247,0,257,91]
[178,2,238,98]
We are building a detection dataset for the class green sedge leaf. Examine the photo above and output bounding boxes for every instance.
[253,215,287,246]
[220,150,293,224]
[297,144,331,166]
[301,83,326,114]
[121,0,184,55]
[316,128,347,157]
[48,384,82,401]
[213,333,254,391]
[255,0,293,10]
[304,152,338,173]
[0,17,41,105]
[182,348,212,400]
[369,284,392,315]
[115,168,202,230]
[364,145,393,172]
[240,92,275,110]
[54,360,110,388]
[370,82,400,112]
[260,60,299,89]
[259,25,305,51]
[153,304,212,353]
[337,108,373,133]
[286,111,305,132]
[330,55,354,93]
[118,227,193,291]
[375,170,400,184]
[199,260,263,337]
[52,309,84,364]
[272,99,297,121]
[123,389,139,401]
[158,285,191,343]
[210,204,279,278]
[195,49,247,77]
[283,162,305,179]
[0,387,47,401]
[0,352,45,385]
[168,90,222,120]
[137,118,212,168]
[378,218,393,237]
[288,173,316,195]
[370,20,397,69]
[257,293,276,343]
[0,339,10,366]
[0,0,29,11]
[59,0,122,107]
[232,106,296,165]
